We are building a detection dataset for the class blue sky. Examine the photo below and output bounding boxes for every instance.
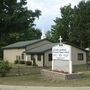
[27,0,84,32]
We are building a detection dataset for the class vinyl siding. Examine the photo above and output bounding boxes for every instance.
[71,46,86,65]
[3,48,25,63]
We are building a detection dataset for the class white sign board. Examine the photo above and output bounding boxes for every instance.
[52,44,71,60]
[52,44,72,74]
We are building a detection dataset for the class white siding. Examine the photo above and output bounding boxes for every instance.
[3,48,25,63]
[44,50,52,67]
[71,46,86,65]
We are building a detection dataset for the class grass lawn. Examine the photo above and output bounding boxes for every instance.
[73,64,90,72]
[0,64,90,87]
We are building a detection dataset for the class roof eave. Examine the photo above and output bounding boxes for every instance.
[25,48,52,54]
[2,46,25,49]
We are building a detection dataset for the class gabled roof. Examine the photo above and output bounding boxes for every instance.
[25,43,58,54]
[25,43,85,54]
[3,39,49,49]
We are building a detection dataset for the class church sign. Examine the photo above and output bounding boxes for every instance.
[52,36,72,74]
[52,44,71,60]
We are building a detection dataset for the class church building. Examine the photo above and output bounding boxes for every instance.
[3,33,86,67]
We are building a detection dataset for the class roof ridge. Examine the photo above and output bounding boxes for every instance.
[3,39,50,49]
[13,39,40,43]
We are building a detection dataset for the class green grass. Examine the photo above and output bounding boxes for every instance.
[73,64,90,72]
[0,64,90,86]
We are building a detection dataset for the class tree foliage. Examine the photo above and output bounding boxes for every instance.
[0,0,41,58]
[51,0,90,48]
[51,4,74,42]
[46,31,52,41]
[0,0,41,34]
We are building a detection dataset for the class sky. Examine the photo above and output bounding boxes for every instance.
[27,0,83,32]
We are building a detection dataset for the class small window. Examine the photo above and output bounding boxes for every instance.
[38,54,41,61]
[48,54,52,61]
[78,53,83,61]
[22,53,24,59]
[16,55,20,60]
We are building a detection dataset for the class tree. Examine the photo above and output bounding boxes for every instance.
[3,28,42,44]
[51,4,74,42]
[46,31,52,41]
[68,1,90,48]
[0,0,41,58]
[51,1,90,48]
[0,0,41,34]
[22,28,42,40]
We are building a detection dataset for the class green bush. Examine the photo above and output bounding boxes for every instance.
[14,60,19,64]
[20,60,25,64]
[26,61,32,65]
[0,58,3,61]
[0,61,12,77]
[14,60,25,64]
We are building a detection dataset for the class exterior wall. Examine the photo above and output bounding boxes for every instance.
[26,40,52,50]
[3,40,52,64]
[71,46,86,65]
[44,50,52,67]
[24,54,31,62]
[25,54,43,67]
[3,48,25,63]
[25,49,52,67]
[35,55,43,67]
[27,54,31,61]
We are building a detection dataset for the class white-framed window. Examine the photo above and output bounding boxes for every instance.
[37,54,41,61]
[31,54,34,60]
[22,53,24,60]
[78,53,84,61]
[16,55,20,60]
[48,54,52,61]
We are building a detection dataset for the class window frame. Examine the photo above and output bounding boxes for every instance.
[16,55,20,60]
[37,54,41,61]
[31,54,34,60]
[22,53,24,60]
[48,54,52,61]
[78,53,84,61]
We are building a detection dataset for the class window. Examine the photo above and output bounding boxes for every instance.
[48,54,52,61]
[22,53,24,59]
[16,55,20,60]
[78,53,83,61]
[38,54,41,61]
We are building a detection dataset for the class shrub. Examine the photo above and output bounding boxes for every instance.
[14,60,19,64]
[26,61,32,65]
[0,61,12,77]
[14,60,25,64]
[0,58,3,61]
[20,60,25,64]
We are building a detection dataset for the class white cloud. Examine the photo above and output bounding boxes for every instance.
[27,0,82,31]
